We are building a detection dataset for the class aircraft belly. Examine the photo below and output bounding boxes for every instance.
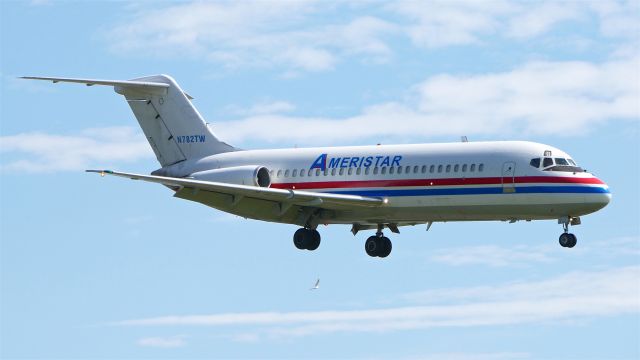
[175,187,607,227]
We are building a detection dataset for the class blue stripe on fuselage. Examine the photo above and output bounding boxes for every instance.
[327,185,610,197]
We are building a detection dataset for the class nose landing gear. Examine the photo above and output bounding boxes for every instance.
[558,216,579,248]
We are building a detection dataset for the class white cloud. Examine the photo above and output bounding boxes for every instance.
[390,0,514,48]
[216,56,639,145]
[505,2,584,39]
[428,235,640,268]
[429,244,555,267]
[105,1,639,72]
[589,0,640,39]
[0,126,152,173]
[586,235,640,257]
[107,2,396,72]
[245,101,296,116]
[137,335,187,348]
[405,352,530,360]
[114,266,640,339]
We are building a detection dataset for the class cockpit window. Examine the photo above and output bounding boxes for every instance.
[545,165,584,172]
[567,159,576,166]
[555,158,569,166]
[543,157,553,168]
[529,158,541,168]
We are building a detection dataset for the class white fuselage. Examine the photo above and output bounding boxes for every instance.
[157,141,611,227]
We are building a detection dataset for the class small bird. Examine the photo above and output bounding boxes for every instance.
[310,278,320,290]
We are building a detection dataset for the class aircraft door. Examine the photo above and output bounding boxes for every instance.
[502,161,516,193]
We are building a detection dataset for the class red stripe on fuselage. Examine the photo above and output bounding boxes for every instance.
[270,176,605,190]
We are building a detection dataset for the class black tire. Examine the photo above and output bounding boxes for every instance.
[307,229,321,251]
[365,236,379,257]
[379,237,392,258]
[559,233,570,247]
[293,228,308,250]
[567,233,577,248]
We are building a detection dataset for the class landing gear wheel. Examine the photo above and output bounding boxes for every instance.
[365,236,380,257]
[293,228,321,251]
[378,237,392,258]
[566,233,577,248]
[293,228,308,250]
[307,229,321,250]
[559,233,578,248]
[365,235,393,257]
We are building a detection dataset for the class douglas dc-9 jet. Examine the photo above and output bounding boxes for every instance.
[23,75,611,258]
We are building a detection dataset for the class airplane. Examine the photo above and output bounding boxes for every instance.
[22,75,611,258]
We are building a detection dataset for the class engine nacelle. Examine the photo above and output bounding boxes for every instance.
[189,165,271,187]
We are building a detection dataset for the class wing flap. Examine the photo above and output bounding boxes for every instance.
[87,170,384,208]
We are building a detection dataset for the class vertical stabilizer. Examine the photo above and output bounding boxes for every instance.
[116,75,235,166]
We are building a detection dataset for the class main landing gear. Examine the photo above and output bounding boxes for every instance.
[365,231,392,258]
[558,216,579,248]
[293,228,320,251]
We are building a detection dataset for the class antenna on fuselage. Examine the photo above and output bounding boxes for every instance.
[461,136,468,142]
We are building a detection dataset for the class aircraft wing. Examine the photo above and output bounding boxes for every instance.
[87,170,385,208]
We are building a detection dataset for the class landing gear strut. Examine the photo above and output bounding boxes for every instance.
[365,229,392,258]
[558,217,578,248]
[293,228,321,251]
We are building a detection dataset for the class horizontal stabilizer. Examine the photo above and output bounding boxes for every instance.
[20,76,169,96]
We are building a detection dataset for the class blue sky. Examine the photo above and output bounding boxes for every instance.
[1,1,639,359]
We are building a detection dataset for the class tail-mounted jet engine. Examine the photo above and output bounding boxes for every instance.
[189,165,271,187]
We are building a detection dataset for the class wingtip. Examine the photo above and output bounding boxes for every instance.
[86,169,113,175]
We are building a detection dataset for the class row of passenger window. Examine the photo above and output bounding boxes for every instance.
[272,163,485,179]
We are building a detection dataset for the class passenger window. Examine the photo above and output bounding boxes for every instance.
[405,166,410,173]
[530,158,541,168]
[397,166,402,174]
[339,168,345,175]
[381,167,387,174]
[356,168,361,175]
[430,165,435,173]
[555,158,569,166]
[324,169,328,176]
[373,167,379,175]
[331,168,337,176]
[543,157,553,168]
[462,164,467,172]
[300,169,305,177]
[470,164,476,172]
[348,168,353,175]
[454,164,459,172]
[446,165,451,173]
[277,170,282,178]
[292,169,297,177]
[421,165,427,173]
[479,164,484,172]
[315,169,320,176]
[389,167,395,174]
[365,167,371,175]
[438,165,443,173]
[285,170,290,177]
[413,165,419,173]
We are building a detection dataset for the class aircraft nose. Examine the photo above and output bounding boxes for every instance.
[592,177,611,209]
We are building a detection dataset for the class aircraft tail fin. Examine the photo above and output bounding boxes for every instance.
[21,75,236,167]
